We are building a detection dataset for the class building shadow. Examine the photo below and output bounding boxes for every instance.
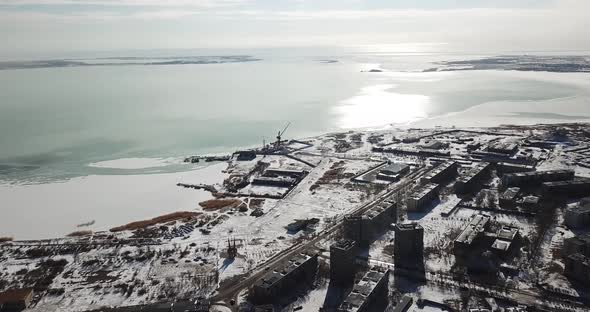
[407,198,441,221]
[321,280,352,312]
[219,258,235,272]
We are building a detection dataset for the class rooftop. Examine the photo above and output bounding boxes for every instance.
[501,187,520,200]
[497,226,519,241]
[455,214,490,245]
[492,239,512,252]
[255,253,316,290]
[340,268,388,312]
[543,179,590,187]
[332,239,356,251]
[380,163,409,175]
[568,204,590,214]
[506,169,574,178]
[395,222,423,231]
[457,162,491,184]
[409,183,438,201]
[568,253,590,266]
[422,160,457,180]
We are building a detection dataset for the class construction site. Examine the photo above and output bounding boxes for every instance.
[3,123,590,311]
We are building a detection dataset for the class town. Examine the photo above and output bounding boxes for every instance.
[2,123,590,312]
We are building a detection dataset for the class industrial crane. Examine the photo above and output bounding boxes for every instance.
[274,122,291,149]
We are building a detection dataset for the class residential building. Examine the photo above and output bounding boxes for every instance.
[407,183,439,212]
[394,223,424,271]
[338,268,389,312]
[499,187,520,208]
[420,161,458,185]
[564,204,590,229]
[455,162,492,194]
[330,239,358,285]
[250,252,318,303]
[501,169,575,187]
[542,180,590,197]
[453,214,491,257]
[563,234,590,257]
[564,253,590,285]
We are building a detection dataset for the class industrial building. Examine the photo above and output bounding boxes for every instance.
[251,176,297,187]
[376,163,410,182]
[344,200,397,246]
[264,167,307,179]
[563,234,590,257]
[330,239,358,285]
[501,169,575,187]
[541,179,590,196]
[499,187,520,208]
[487,142,519,155]
[418,140,449,150]
[394,223,424,271]
[250,252,318,303]
[453,214,491,257]
[407,183,439,212]
[338,268,389,312]
[455,162,492,194]
[564,204,590,229]
[0,288,34,312]
[420,160,458,185]
[564,253,590,285]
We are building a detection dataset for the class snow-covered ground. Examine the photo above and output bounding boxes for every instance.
[0,162,227,240]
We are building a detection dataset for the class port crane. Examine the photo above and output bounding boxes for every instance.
[274,122,291,149]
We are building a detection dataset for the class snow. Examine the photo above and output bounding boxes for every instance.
[87,157,181,169]
[0,163,228,240]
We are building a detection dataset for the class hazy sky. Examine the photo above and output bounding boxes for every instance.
[0,0,589,56]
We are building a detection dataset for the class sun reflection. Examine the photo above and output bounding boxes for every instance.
[335,84,429,129]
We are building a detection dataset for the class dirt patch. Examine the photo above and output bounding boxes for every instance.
[110,211,201,232]
[199,198,242,211]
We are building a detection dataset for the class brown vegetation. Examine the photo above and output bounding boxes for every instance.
[67,230,93,237]
[0,237,13,243]
[199,198,242,211]
[110,211,201,232]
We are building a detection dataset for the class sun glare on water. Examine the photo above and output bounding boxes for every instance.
[335,84,429,129]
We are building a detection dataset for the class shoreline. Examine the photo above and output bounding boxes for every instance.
[2,120,589,241]
[0,162,228,240]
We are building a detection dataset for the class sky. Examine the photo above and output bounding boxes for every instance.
[0,0,589,56]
